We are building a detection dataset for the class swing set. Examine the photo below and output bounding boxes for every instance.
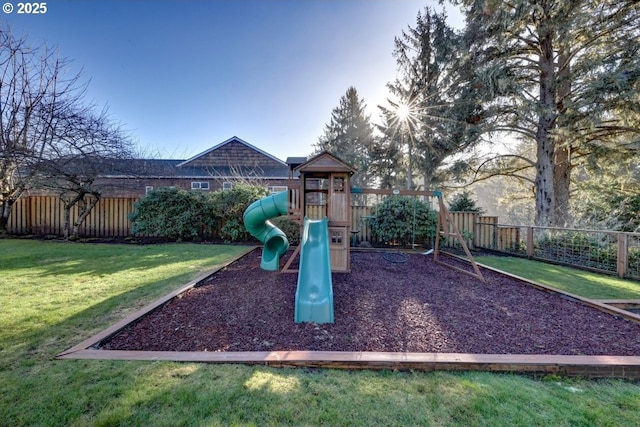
[351,187,485,282]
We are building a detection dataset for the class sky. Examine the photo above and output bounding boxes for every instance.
[4,0,463,162]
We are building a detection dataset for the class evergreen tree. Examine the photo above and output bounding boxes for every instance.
[314,86,375,187]
[377,6,485,190]
[572,149,640,232]
[450,0,640,226]
[448,190,485,213]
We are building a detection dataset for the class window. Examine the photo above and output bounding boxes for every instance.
[333,176,345,193]
[145,186,154,195]
[268,185,288,194]
[306,178,328,190]
[222,182,233,191]
[331,229,344,245]
[191,182,210,190]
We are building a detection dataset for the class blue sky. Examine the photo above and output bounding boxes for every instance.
[5,0,462,161]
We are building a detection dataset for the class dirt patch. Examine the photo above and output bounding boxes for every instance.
[101,250,640,355]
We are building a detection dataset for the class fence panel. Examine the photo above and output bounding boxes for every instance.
[7,197,30,234]
[351,205,375,244]
[448,212,479,249]
[305,205,327,220]
[531,227,621,275]
[497,226,524,254]
[7,196,138,237]
[30,196,64,235]
[475,216,498,249]
[628,234,640,279]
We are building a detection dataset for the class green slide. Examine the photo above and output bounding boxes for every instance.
[295,216,334,324]
[243,191,289,271]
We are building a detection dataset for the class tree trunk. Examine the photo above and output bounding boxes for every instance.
[534,20,557,227]
[553,143,571,226]
[62,193,83,240]
[553,49,572,227]
[71,194,100,240]
[0,200,12,234]
[0,190,21,235]
[62,204,72,240]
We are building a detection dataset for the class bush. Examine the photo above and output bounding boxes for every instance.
[208,184,269,242]
[535,231,618,271]
[271,216,300,245]
[369,196,437,246]
[129,188,211,241]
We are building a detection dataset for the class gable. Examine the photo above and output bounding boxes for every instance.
[177,137,287,170]
[295,151,356,174]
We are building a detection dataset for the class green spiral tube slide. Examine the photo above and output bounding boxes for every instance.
[243,190,290,271]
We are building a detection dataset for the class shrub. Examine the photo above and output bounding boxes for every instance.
[369,196,437,246]
[271,216,300,245]
[208,184,270,242]
[129,188,211,241]
[535,231,618,271]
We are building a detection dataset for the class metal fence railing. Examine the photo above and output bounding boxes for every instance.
[460,215,640,280]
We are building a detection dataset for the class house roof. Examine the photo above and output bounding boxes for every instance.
[177,136,287,168]
[286,156,308,170]
[98,137,292,180]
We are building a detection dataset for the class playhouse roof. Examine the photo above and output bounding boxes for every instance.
[293,151,357,174]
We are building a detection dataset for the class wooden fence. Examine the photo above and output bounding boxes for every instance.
[7,196,638,279]
[5,197,513,246]
[448,212,639,280]
[7,196,379,242]
[8,196,136,237]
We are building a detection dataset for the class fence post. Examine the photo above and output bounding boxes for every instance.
[617,233,629,278]
[526,227,534,258]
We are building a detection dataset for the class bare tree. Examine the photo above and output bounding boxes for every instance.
[36,108,134,239]
[0,24,86,234]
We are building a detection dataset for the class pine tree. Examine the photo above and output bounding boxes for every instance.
[379,6,485,190]
[450,0,640,226]
[314,87,375,187]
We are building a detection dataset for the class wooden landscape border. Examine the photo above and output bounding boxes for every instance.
[57,248,640,379]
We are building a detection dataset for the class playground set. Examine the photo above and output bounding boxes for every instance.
[243,151,484,324]
[58,150,640,378]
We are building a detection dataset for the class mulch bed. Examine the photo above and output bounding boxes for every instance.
[101,250,640,356]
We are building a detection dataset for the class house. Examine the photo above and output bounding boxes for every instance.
[96,136,294,197]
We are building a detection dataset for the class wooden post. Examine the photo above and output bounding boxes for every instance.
[434,196,485,282]
[526,227,534,258]
[617,233,629,278]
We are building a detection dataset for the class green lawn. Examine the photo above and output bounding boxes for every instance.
[1,239,640,427]
[476,255,640,300]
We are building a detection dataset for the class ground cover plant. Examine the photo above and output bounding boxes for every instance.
[476,255,640,300]
[1,239,640,426]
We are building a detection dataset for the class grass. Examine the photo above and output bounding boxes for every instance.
[0,239,639,426]
[476,255,640,299]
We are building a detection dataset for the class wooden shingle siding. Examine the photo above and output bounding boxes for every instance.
[184,140,285,169]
